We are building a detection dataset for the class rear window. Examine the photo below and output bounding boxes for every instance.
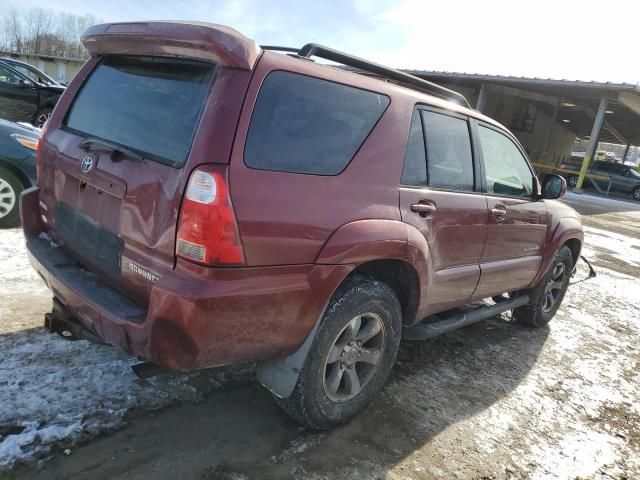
[65,56,216,167]
[244,71,390,175]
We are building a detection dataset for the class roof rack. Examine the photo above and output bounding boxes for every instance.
[260,43,471,108]
[260,46,299,54]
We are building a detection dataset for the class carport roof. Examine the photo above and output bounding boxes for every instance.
[406,70,640,145]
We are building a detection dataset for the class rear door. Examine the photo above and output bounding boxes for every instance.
[474,123,548,299]
[399,107,488,315]
[0,64,38,122]
[591,161,615,190]
[39,55,217,302]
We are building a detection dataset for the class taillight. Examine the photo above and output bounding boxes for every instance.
[176,165,245,266]
[35,122,48,181]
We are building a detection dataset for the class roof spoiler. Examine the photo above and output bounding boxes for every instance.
[82,21,262,70]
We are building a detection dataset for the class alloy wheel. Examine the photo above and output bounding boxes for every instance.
[0,178,16,219]
[37,111,51,128]
[323,312,385,402]
[542,263,566,313]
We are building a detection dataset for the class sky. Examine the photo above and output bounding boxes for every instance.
[5,0,640,84]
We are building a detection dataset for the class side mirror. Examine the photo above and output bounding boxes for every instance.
[541,174,567,200]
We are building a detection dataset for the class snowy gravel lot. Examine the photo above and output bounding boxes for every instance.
[1,192,640,479]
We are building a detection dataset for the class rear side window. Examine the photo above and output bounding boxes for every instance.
[244,71,390,175]
[65,56,216,167]
[422,111,475,191]
[401,110,427,186]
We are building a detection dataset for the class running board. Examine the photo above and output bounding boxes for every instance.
[131,362,170,379]
[403,294,530,341]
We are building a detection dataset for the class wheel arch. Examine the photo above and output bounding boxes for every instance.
[531,217,583,287]
[353,258,420,326]
[0,159,33,189]
[564,237,582,267]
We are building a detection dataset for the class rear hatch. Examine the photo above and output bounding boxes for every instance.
[36,22,260,305]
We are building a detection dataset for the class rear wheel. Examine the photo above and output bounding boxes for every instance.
[514,246,573,328]
[274,274,401,429]
[567,175,579,188]
[0,168,23,228]
[632,187,640,201]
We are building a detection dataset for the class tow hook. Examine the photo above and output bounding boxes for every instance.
[44,299,106,345]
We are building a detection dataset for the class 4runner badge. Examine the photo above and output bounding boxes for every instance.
[128,262,160,283]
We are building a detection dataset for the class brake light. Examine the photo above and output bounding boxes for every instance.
[35,122,48,180]
[176,165,245,266]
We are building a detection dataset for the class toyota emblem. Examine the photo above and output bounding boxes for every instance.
[80,155,94,173]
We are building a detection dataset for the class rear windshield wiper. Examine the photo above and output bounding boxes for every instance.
[79,138,145,163]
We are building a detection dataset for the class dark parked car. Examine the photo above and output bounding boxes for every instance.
[564,160,640,200]
[22,22,583,429]
[589,161,640,200]
[0,58,65,127]
[0,118,38,227]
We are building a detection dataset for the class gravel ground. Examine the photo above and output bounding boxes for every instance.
[1,191,639,479]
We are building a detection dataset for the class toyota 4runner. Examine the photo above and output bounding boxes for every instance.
[21,21,583,429]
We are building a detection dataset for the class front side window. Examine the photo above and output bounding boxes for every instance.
[422,111,475,192]
[0,65,21,85]
[65,56,216,167]
[478,125,534,198]
[11,64,52,85]
[595,162,615,173]
[244,71,390,175]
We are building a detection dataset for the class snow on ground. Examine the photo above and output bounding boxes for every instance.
[0,229,253,470]
[1,199,640,477]
[563,191,640,212]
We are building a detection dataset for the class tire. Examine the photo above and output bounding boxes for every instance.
[632,187,640,201]
[0,167,23,228]
[274,274,402,429]
[567,175,578,188]
[513,246,573,328]
[34,107,52,128]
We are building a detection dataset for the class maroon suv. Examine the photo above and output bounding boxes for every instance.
[21,21,583,429]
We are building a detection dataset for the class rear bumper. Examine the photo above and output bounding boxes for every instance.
[21,187,351,370]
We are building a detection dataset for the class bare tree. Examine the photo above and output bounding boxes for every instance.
[2,9,24,53]
[1,8,99,59]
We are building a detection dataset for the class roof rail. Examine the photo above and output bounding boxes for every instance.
[260,45,299,53]
[297,43,471,108]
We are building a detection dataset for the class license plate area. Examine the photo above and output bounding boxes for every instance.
[54,201,123,279]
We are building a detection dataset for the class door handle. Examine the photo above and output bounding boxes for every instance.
[490,205,507,221]
[410,203,436,215]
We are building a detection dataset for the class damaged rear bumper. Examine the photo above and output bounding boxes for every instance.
[21,187,351,371]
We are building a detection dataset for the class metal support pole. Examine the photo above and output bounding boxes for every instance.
[576,95,608,190]
[476,83,486,113]
[542,98,561,165]
[622,144,631,163]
